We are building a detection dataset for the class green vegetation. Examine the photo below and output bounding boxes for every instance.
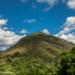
[0,48,75,75]
[0,33,75,75]
[57,48,75,75]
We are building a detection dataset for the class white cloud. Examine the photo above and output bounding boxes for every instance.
[24,19,36,23]
[42,29,50,34]
[21,0,58,11]
[56,16,75,36]
[0,28,23,51]
[37,0,58,6]
[0,18,24,51]
[67,0,75,9]
[59,33,75,44]
[0,19,8,26]
[56,16,75,44]
[3,27,8,30]
[37,0,58,11]
[20,29,27,34]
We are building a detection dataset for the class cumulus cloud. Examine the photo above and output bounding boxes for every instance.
[0,28,23,51]
[0,19,8,26]
[2,27,8,30]
[37,0,58,11]
[42,29,50,34]
[0,18,24,51]
[67,0,75,9]
[56,16,75,44]
[59,33,75,44]
[56,16,75,36]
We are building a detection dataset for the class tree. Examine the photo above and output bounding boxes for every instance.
[57,51,75,75]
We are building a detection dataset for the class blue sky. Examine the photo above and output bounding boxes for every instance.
[0,0,75,50]
[0,0,75,34]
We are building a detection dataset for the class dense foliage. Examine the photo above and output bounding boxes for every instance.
[57,49,75,75]
[0,48,75,75]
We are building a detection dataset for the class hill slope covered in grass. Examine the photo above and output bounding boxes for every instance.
[1,32,74,57]
[0,32,75,75]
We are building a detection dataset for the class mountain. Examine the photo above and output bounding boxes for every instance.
[1,32,74,58]
[0,32,75,75]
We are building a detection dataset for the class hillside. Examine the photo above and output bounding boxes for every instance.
[1,32,74,58]
[0,32,75,75]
